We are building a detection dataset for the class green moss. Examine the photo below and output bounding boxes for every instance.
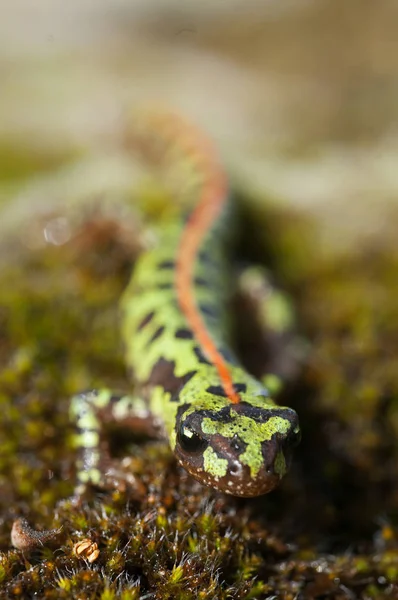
[0,177,398,598]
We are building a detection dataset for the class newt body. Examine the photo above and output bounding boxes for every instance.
[71,114,300,497]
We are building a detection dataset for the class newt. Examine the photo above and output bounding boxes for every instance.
[70,113,301,498]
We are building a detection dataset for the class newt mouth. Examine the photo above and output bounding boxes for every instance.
[179,459,282,497]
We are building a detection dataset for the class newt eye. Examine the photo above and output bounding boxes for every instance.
[177,424,208,453]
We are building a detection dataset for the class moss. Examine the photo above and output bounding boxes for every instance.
[0,189,398,598]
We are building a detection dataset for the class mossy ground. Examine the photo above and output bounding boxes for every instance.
[0,193,398,599]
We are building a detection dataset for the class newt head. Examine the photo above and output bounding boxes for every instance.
[173,400,300,497]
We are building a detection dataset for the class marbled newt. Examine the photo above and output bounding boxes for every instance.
[71,113,300,498]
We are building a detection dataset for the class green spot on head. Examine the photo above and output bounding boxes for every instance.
[240,445,263,479]
[201,414,290,443]
[203,447,228,478]
[202,413,292,478]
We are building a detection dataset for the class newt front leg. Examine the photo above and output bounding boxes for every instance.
[70,389,161,494]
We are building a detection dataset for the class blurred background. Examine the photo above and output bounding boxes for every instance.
[1,0,398,255]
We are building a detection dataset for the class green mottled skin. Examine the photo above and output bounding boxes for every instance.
[71,120,300,498]
[117,198,299,496]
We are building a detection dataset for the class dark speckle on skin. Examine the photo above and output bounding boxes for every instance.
[199,303,219,319]
[149,359,196,399]
[198,250,218,269]
[193,346,212,365]
[148,325,165,345]
[206,383,246,397]
[206,384,227,397]
[158,260,175,270]
[175,328,194,340]
[137,310,155,331]
[194,276,209,287]
[233,383,247,394]
[157,282,174,290]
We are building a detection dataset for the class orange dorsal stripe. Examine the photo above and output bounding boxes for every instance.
[163,116,241,404]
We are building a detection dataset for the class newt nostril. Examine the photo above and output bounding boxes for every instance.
[229,461,242,477]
